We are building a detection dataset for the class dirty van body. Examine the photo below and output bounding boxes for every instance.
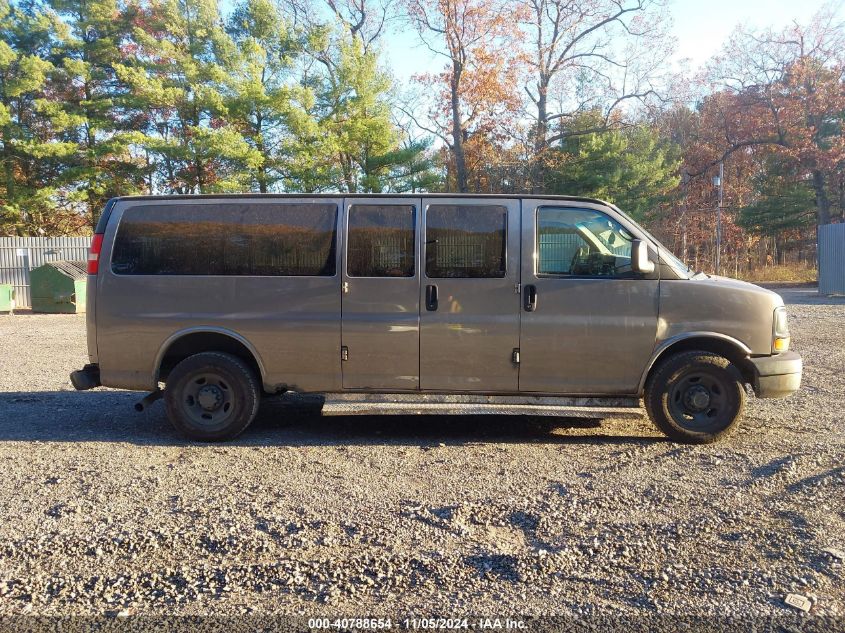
[71,194,802,443]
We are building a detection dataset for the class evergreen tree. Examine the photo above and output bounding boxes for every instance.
[279,22,342,192]
[364,138,443,192]
[50,0,147,225]
[737,157,817,237]
[226,0,305,192]
[303,32,443,193]
[116,0,261,194]
[0,0,78,234]
[547,112,680,219]
[312,35,397,192]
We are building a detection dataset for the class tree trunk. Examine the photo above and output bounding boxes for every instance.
[257,165,268,193]
[450,61,468,193]
[2,124,13,211]
[195,155,205,194]
[531,75,549,194]
[812,168,831,225]
[145,150,154,194]
[256,115,268,193]
[192,102,204,194]
[340,152,356,193]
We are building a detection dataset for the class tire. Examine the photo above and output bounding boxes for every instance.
[164,352,260,442]
[644,351,746,444]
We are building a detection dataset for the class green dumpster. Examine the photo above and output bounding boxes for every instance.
[30,261,87,314]
[0,284,13,313]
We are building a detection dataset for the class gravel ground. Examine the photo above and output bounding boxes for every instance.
[0,288,842,628]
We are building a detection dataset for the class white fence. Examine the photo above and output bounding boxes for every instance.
[0,237,91,308]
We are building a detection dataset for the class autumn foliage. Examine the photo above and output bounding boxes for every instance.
[1,0,843,277]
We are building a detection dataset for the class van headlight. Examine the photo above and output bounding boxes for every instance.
[772,306,790,353]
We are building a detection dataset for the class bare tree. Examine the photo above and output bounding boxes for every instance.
[327,0,394,48]
[404,0,524,192]
[523,0,671,188]
[282,0,395,50]
[693,5,845,225]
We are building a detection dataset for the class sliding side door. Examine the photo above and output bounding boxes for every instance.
[418,197,521,392]
[340,198,421,390]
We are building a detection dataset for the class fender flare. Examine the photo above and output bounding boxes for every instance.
[637,331,752,394]
[152,326,267,384]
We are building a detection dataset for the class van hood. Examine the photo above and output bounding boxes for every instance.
[689,274,785,307]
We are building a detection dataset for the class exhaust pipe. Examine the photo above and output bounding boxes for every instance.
[135,389,163,412]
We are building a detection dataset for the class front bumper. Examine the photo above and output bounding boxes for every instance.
[749,351,802,398]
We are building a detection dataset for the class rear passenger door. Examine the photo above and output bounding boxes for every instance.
[341,198,421,390]
[419,198,521,392]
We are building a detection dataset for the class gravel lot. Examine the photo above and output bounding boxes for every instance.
[0,287,842,627]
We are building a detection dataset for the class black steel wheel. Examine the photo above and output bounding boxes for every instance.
[645,351,745,444]
[164,352,260,442]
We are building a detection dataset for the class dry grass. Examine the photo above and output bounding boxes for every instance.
[737,264,817,283]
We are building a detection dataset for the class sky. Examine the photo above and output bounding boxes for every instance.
[384,0,844,82]
[671,0,840,67]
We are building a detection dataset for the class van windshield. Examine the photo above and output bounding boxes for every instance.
[608,205,693,278]
[639,227,694,277]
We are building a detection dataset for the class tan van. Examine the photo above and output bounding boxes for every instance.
[71,194,801,443]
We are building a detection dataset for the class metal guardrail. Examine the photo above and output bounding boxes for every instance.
[0,237,91,308]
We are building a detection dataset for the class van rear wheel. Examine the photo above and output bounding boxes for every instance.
[644,351,745,444]
[164,352,260,442]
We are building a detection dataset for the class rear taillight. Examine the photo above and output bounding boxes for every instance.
[88,234,104,274]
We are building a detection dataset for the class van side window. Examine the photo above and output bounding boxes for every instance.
[347,205,415,277]
[111,203,338,276]
[425,205,507,278]
[537,207,635,278]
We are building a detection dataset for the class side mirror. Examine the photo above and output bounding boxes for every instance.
[632,239,655,274]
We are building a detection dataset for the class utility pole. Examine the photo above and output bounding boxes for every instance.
[712,161,724,276]
[681,171,689,267]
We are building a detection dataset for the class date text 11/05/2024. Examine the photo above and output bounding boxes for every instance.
[307,618,527,630]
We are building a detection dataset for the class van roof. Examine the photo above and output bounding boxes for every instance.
[111,193,612,204]
[97,194,617,234]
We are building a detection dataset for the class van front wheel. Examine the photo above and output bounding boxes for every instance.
[164,352,260,442]
[644,351,745,444]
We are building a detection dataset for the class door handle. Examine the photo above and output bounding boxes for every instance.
[425,284,438,311]
[524,284,537,312]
